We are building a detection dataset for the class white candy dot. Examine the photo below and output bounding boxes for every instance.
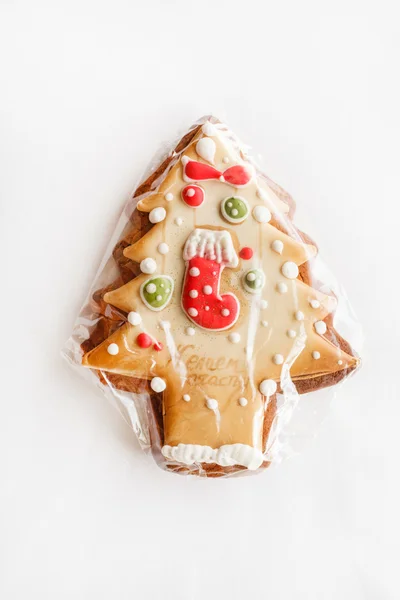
[227,201,233,207]
[128,311,141,326]
[206,398,218,410]
[338,359,343,365]
[150,377,166,393]
[276,282,288,294]
[287,329,296,338]
[205,305,210,311]
[107,343,119,355]
[259,379,277,396]
[196,137,216,164]
[186,327,195,336]
[188,308,198,317]
[295,311,304,321]
[261,320,268,327]
[146,283,157,294]
[247,272,256,282]
[203,285,212,295]
[157,242,169,255]
[223,156,230,164]
[156,295,162,301]
[273,354,284,365]
[271,240,284,254]
[149,207,166,224]
[164,193,173,201]
[189,267,200,277]
[231,208,239,217]
[175,217,183,226]
[189,290,198,298]
[239,397,248,406]
[260,299,268,309]
[281,261,299,279]
[221,308,230,317]
[183,394,191,402]
[252,205,271,224]
[228,332,241,343]
[219,175,225,182]
[140,257,157,274]
[310,299,321,309]
[186,188,195,197]
[314,320,327,335]
[312,351,321,360]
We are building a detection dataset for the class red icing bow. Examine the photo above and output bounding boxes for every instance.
[182,157,253,187]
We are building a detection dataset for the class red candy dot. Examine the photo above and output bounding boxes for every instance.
[153,341,163,352]
[137,333,152,348]
[239,247,253,260]
[181,185,205,207]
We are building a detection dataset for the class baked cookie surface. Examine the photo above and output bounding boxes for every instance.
[79,118,360,476]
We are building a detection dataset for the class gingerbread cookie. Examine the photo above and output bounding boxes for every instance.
[81,118,360,475]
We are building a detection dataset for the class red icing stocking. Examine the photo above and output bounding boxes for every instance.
[182,229,240,331]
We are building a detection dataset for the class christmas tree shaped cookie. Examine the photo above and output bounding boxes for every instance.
[82,119,360,474]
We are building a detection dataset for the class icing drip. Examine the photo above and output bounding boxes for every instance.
[161,443,264,470]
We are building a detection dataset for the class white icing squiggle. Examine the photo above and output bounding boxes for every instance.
[183,228,238,267]
[161,443,264,470]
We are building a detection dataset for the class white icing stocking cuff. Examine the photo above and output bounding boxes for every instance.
[162,443,264,470]
[183,229,238,267]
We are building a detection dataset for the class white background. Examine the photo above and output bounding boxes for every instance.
[1,1,399,598]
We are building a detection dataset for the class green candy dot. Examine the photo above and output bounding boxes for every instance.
[141,276,174,311]
[243,269,265,294]
[221,196,249,223]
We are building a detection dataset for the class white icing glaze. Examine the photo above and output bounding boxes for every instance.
[203,285,212,295]
[188,308,198,317]
[310,299,321,309]
[157,242,169,255]
[295,310,304,321]
[161,443,264,470]
[151,377,166,393]
[281,261,299,279]
[287,329,296,338]
[273,353,284,365]
[271,240,284,254]
[164,193,173,201]
[127,311,142,326]
[186,327,195,336]
[149,207,166,224]
[202,122,217,136]
[107,343,119,355]
[314,320,327,335]
[196,137,216,164]
[206,398,218,410]
[140,257,157,274]
[312,351,321,360]
[239,397,248,406]
[252,205,271,223]
[183,229,238,268]
[189,267,200,277]
[146,283,156,294]
[228,332,241,343]
[276,282,288,294]
[259,379,277,396]
[175,217,183,226]
[183,394,191,402]
[189,290,198,298]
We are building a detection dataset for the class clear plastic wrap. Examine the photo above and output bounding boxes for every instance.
[62,116,362,478]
